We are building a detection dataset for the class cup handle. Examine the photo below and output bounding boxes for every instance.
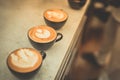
[40,50,46,60]
[56,33,63,42]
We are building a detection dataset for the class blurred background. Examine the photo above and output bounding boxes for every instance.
[65,0,120,80]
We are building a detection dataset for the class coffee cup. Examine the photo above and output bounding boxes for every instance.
[43,9,68,30]
[28,25,63,50]
[68,0,86,9]
[7,48,46,79]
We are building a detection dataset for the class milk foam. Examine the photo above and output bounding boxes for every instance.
[47,11,64,19]
[11,49,38,68]
[35,29,51,38]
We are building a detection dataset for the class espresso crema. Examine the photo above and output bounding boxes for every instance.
[7,48,42,73]
[28,25,57,43]
[44,9,68,22]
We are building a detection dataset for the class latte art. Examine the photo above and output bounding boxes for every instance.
[35,29,50,39]
[28,25,57,43]
[46,11,64,20]
[7,48,42,73]
[44,9,68,22]
[11,49,38,68]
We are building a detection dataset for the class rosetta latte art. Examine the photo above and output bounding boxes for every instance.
[11,49,38,68]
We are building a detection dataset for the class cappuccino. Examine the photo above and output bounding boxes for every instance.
[7,48,42,73]
[28,25,63,50]
[44,9,68,22]
[28,25,57,43]
[43,9,68,30]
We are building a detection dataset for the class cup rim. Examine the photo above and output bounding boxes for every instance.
[43,8,68,22]
[28,25,57,43]
[7,48,43,73]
